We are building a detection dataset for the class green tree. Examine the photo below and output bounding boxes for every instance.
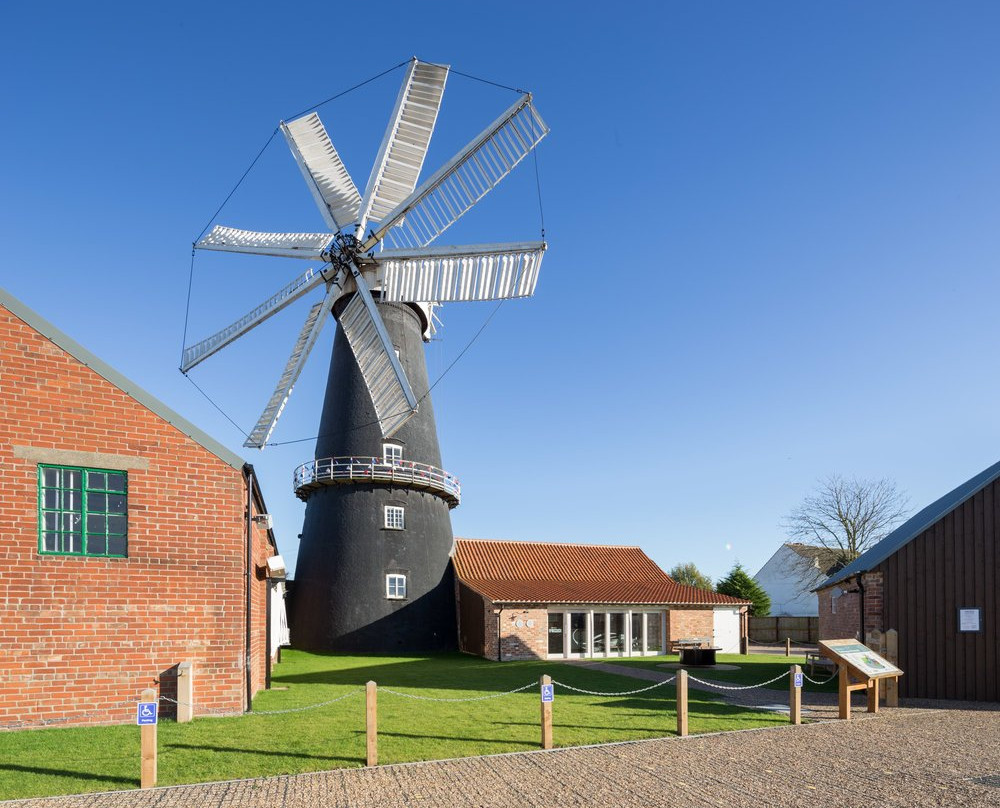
[716,562,771,616]
[668,562,714,590]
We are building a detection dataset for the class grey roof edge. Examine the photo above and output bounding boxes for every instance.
[1,287,246,472]
[818,456,1000,590]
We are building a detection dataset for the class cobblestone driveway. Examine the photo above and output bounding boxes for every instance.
[4,704,999,808]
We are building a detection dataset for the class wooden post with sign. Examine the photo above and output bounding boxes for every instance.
[789,665,801,725]
[540,675,553,750]
[139,688,157,789]
[366,681,377,767]
[676,669,688,737]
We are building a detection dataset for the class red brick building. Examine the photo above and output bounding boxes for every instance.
[453,539,749,661]
[817,458,1000,701]
[0,288,281,729]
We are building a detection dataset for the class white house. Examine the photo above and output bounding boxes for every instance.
[753,543,842,617]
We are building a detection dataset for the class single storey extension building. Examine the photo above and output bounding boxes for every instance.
[0,287,283,729]
[454,538,749,661]
[816,458,1000,701]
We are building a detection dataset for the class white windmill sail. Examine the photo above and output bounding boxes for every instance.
[181,266,338,372]
[197,225,331,260]
[361,94,549,252]
[282,113,361,232]
[337,269,419,437]
[357,59,449,233]
[244,287,338,449]
[378,242,545,302]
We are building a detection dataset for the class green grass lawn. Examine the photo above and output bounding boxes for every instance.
[0,651,798,801]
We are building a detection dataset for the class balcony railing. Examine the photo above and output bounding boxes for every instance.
[293,456,461,508]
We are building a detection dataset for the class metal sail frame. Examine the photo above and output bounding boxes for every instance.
[183,59,548,447]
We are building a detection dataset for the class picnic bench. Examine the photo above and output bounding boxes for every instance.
[671,637,722,666]
[805,651,834,676]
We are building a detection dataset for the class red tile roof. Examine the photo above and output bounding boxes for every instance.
[453,539,749,606]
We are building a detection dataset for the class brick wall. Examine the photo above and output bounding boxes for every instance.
[818,572,884,640]
[499,607,548,661]
[0,304,271,728]
[667,606,715,642]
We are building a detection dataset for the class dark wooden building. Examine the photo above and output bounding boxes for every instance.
[817,459,1000,701]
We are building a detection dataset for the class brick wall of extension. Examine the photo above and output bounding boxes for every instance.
[0,305,273,729]
[817,572,884,641]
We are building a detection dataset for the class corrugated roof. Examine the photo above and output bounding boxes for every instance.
[0,286,246,471]
[819,457,1000,589]
[453,538,749,606]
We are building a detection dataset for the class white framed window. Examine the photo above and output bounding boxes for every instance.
[386,574,407,599]
[383,443,403,464]
[384,505,405,530]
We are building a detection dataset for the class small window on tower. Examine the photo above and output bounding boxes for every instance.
[383,444,403,465]
[386,573,407,599]
[384,505,405,530]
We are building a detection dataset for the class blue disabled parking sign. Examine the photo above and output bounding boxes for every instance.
[136,702,158,725]
[541,684,554,703]
[794,672,804,688]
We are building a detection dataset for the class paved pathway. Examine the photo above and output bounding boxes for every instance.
[4,706,999,808]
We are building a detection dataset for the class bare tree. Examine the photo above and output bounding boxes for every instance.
[785,475,909,568]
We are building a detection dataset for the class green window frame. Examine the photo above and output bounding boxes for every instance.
[38,465,128,557]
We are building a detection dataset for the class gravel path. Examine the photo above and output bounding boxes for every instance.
[4,704,999,807]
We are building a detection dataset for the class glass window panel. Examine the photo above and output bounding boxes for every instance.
[62,490,81,511]
[62,512,81,531]
[547,613,564,655]
[88,472,107,490]
[570,613,586,653]
[64,470,81,489]
[631,614,643,651]
[107,515,126,535]
[44,512,58,531]
[107,536,127,556]
[43,532,58,552]
[89,492,107,512]
[43,489,59,509]
[87,514,106,534]
[42,468,59,487]
[107,494,126,514]
[66,533,82,553]
[609,613,625,652]
[592,615,605,653]
[88,536,107,555]
[106,472,126,492]
[647,613,663,652]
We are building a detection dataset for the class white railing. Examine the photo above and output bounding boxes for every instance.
[293,456,461,507]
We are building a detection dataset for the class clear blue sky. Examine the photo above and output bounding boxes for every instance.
[4,2,1000,582]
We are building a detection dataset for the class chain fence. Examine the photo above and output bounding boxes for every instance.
[379,682,536,702]
[550,676,676,697]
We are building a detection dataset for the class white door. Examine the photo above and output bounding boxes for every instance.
[713,608,740,654]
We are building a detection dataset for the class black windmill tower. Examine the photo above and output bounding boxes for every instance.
[181,59,549,651]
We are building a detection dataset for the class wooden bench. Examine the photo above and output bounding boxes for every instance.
[805,651,834,676]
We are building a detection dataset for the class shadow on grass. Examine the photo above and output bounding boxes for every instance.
[163,742,361,766]
[0,763,133,787]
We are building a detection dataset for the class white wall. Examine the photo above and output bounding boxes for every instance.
[753,546,824,617]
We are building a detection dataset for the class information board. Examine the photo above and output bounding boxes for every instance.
[819,639,902,680]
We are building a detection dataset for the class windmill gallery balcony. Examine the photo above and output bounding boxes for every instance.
[293,457,461,508]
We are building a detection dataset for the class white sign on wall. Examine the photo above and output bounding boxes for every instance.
[959,608,982,633]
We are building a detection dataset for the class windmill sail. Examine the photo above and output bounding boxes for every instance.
[197,225,331,260]
[244,290,336,449]
[357,59,449,233]
[282,113,361,232]
[338,270,419,437]
[378,242,545,302]
[361,95,549,252]
[181,266,339,372]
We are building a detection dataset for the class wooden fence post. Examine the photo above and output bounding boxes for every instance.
[785,637,791,657]
[540,675,553,750]
[140,688,157,789]
[789,665,801,725]
[885,629,899,707]
[366,681,377,767]
[176,662,193,724]
[676,669,688,737]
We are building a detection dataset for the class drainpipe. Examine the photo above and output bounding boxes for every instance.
[856,574,866,642]
[243,464,254,712]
